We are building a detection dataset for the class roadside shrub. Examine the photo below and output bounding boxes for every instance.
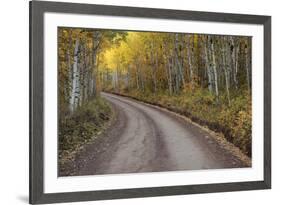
[114,88,252,157]
[59,97,112,156]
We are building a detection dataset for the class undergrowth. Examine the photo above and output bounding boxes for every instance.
[58,97,112,173]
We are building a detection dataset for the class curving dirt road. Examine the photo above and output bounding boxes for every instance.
[74,92,249,176]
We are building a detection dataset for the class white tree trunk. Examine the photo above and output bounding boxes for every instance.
[69,37,80,113]
[186,35,194,83]
[163,42,173,95]
[210,36,219,101]
[230,37,238,89]
[245,39,251,91]
[167,58,173,95]
[174,34,185,87]
[222,37,231,106]
[204,36,213,93]
[150,42,157,93]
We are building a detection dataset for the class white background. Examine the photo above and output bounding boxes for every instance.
[44,12,264,193]
[0,0,278,204]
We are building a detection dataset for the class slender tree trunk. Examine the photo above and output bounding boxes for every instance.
[92,48,97,97]
[67,32,73,111]
[91,31,102,97]
[186,35,194,84]
[83,43,90,103]
[150,42,157,93]
[116,63,120,91]
[167,58,173,95]
[222,37,231,106]
[245,38,251,91]
[164,42,173,95]
[174,34,185,87]
[172,55,179,93]
[70,37,80,113]
[210,36,219,101]
[127,64,130,90]
[204,36,213,93]
[230,37,238,89]
[154,51,158,92]
[136,70,139,90]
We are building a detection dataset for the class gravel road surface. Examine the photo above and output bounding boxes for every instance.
[73,92,248,176]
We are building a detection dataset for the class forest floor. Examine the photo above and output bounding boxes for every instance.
[62,92,251,176]
[58,97,113,176]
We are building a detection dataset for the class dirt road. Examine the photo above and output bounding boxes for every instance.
[73,92,249,176]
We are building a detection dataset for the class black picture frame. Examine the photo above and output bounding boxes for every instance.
[29,0,271,204]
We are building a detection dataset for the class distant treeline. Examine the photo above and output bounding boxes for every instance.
[99,32,251,106]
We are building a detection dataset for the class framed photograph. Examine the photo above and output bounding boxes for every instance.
[29,0,271,204]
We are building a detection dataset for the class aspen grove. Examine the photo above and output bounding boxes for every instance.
[58,28,252,158]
